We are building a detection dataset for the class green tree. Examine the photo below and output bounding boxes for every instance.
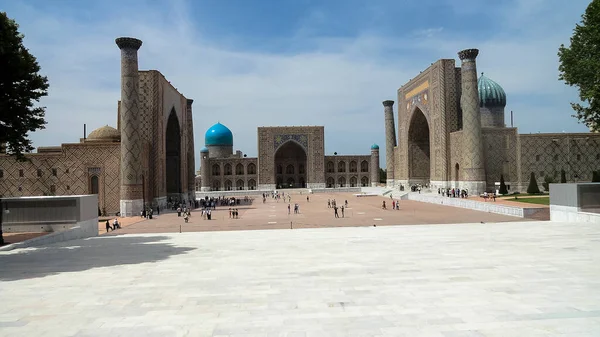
[379,168,387,183]
[560,169,567,183]
[527,172,541,194]
[558,0,600,131]
[499,174,508,195]
[0,12,49,161]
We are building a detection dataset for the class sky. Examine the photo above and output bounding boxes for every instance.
[1,0,593,169]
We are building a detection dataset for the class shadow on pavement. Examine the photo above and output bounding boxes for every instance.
[0,235,195,281]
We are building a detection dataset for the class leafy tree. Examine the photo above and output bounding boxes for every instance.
[499,174,508,195]
[0,12,49,161]
[527,172,541,194]
[558,0,600,131]
[560,169,567,183]
[379,168,387,183]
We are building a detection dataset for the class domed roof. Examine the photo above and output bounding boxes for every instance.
[205,122,233,146]
[371,143,379,150]
[200,147,209,153]
[478,73,506,108]
[87,125,120,142]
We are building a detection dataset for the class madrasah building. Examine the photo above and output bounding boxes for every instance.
[384,48,600,195]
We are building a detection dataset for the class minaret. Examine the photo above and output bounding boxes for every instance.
[200,147,210,191]
[116,37,143,216]
[370,144,380,187]
[186,99,196,199]
[458,48,486,194]
[383,100,396,187]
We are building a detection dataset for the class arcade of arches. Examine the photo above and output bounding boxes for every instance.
[197,126,379,191]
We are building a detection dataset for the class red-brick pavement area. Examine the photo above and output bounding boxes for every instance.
[102,192,532,235]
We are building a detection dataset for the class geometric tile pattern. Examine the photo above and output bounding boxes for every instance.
[116,39,144,202]
[391,48,600,192]
[457,49,486,186]
[257,127,326,186]
[273,134,309,151]
[519,134,600,191]
[383,101,396,183]
[0,142,120,214]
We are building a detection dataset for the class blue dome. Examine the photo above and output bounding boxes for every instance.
[205,122,233,146]
[200,147,209,153]
[478,73,506,108]
[371,143,379,150]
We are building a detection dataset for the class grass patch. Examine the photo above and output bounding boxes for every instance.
[510,197,550,205]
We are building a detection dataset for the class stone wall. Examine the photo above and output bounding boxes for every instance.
[519,133,600,191]
[0,142,120,214]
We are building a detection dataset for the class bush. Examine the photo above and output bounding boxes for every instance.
[527,172,541,194]
[560,169,567,183]
[542,176,555,192]
[499,174,508,195]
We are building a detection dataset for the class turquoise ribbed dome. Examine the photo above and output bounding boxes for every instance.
[478,73,506,108]
[200,147,209,153]
[371,143,379,150]
[205,123,233,146]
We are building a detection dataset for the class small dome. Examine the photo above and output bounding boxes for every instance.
[371,143,379,150]
[200,147,209,153]
[205,122,233,146]
[478,73,506,108]
[87,125,120,142]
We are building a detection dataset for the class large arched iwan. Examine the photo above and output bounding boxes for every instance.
[274,140,307,188]
[408,107,431,184]
[165,108,182,197]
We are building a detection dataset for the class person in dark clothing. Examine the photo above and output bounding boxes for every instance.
[105,220,112,232]
[334,206,339,218]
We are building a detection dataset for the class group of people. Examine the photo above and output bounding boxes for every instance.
[229,208,240,218]
[382,200,401,210]
[105,218,121,232]
[438,187,469,198]
[481,191,497,202]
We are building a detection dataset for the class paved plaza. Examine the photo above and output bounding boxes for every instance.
[1,220,600,336]
[100,192,527,235]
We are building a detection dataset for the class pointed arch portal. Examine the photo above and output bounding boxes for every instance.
[274,141,307,188]
[408,108,431,184]
[166,109,182,196]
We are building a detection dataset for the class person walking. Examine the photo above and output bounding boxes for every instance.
[341,206,345,218]
[105,220,112,232]
[334,206,339,218]
[288,204,291,215]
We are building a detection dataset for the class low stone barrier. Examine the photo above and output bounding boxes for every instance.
[407,193,541,218]
[311,187,362,194]
[550,205,600,223]
[0,218,98,251]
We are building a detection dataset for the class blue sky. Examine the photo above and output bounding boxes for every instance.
[1,0,592,169]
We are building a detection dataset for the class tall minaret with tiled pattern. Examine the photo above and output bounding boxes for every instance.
[116,37,144,216]
[458,48,486,194]
[383,100,396,187]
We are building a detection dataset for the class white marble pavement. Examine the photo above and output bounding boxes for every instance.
[1,221,600,337]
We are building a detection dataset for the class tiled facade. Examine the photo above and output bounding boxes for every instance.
[198,126,379,191]
[386,49,600,193]
[0,37,195,216]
